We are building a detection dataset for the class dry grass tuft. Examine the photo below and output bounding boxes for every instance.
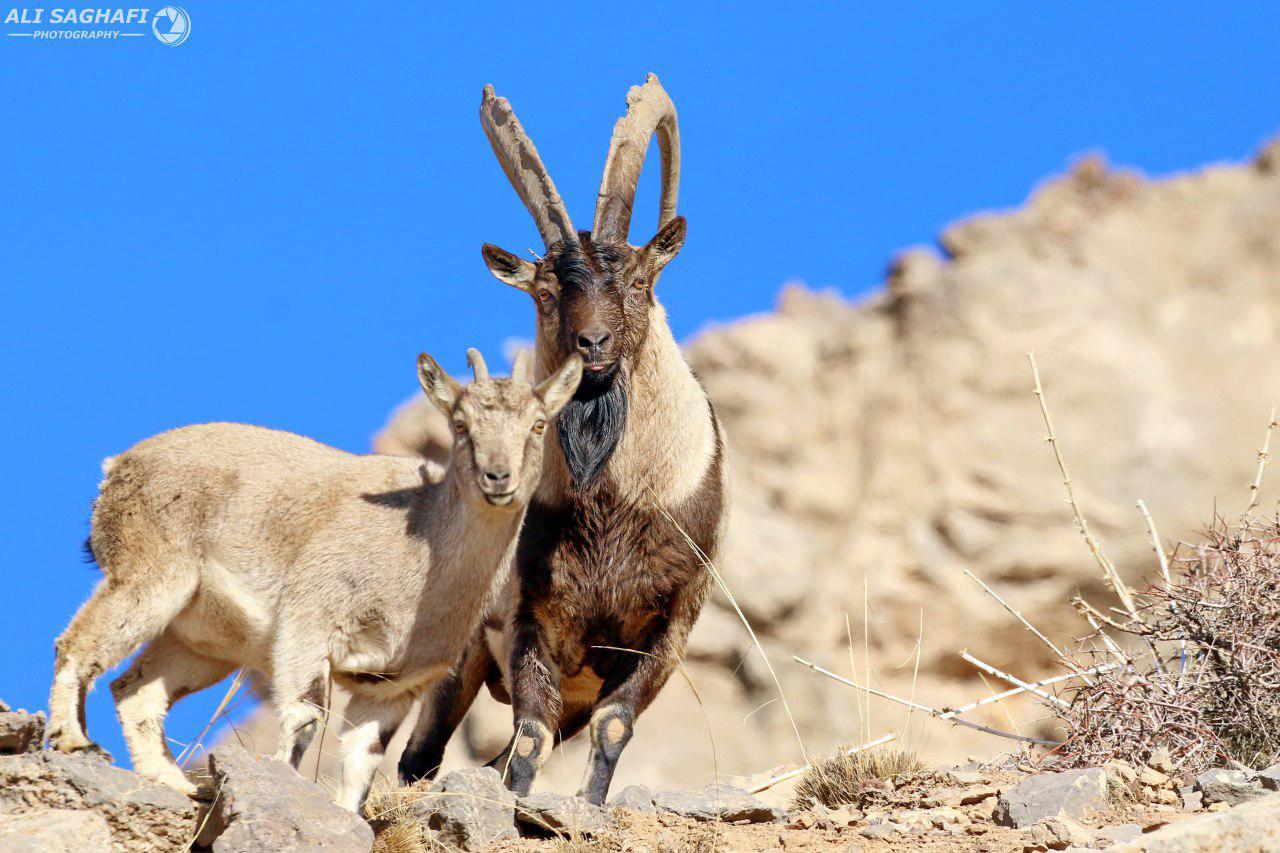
[792,746,926,809]
[372,819,438,853]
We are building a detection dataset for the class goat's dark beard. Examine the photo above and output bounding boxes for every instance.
[557,366,628,491]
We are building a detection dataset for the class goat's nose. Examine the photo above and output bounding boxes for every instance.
[576,326,612,352]
[480,469,512,490]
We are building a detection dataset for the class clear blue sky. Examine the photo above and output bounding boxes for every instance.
[1,3,1277,765]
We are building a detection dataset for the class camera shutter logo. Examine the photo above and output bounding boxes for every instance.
[152,5,190,46]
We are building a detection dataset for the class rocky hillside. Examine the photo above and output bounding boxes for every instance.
[232,136,1280,794]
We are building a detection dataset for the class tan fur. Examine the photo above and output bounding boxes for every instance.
[47,354,582,812]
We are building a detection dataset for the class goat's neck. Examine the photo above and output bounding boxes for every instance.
[537,300,717,507]
[416,465,524,593]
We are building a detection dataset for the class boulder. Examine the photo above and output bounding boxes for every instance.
[515,791,611,836]
[606,783,656,812]
[994,768,1108,828]
[0,751,196,851]
[198,745,373,852]
[0,808,112,852]
[1192,768,1265,807]
[0,711,45,755]
[407,766,516,851]
[1126,791,1280,851]
[652,783,781,823]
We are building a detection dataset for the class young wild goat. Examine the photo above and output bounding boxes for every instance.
[47,349,583,811]
[399,75,729,805]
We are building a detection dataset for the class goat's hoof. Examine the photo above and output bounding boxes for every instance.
[48,730,111,762]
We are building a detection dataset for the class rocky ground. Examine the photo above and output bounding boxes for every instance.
[5,702,1280,852]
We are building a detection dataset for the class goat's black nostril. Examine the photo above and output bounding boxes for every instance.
[577,329,612,350]
[482,470,512,487]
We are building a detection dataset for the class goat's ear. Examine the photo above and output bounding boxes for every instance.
[640,216,687,276]
[534,354,584,415]
[417,353,464,416]
[482,244,537,294]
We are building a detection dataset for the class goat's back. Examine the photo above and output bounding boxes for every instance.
[88,422,437,577]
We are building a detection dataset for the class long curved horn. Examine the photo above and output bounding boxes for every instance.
[592,74,680,245]
[466,348,489,383]
[481,85,577,249]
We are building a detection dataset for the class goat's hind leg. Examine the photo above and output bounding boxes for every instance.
[336,693,410,813]
[111,629,234,795]
[48,569,197,755]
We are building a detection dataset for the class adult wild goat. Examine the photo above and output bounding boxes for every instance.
[47,350,583,811]
[400,75,728,805]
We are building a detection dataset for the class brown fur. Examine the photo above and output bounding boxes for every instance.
[400,79,727,805]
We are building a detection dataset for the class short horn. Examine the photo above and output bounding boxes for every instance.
[481,85,577,249]
[466,348,489,383]
[592,74,680,245]
[511,349,531,385]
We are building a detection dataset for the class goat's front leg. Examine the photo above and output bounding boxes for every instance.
[270,624,328,769]
[399,635,495,784]
[498,620,561,797]
[336,693,410,813]
[579,589,704,805]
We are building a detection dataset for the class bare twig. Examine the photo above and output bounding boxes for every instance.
[963,568,1094,685]
[1028,353,1139,618]
[1247,405,1278,511]
[794,656,1058,745]
[959,651,1070,708]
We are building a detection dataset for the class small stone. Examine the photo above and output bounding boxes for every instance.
[1026,816,1090,850]
[1094,823,1142,845]
[652,783,780,823]
[0,711,45,755]
[957,784,1002,805]
[515,792,610,837]
[1194,768,1265,806]
[947,770,984,785]
[1208,801,1231,812]
[994,768,1109,828]
[1138,766,1171,787]
[1258,763,1280,791]
[606,783,655,812]
[1181,787,1203,810]
[859,823,900,838]
[1147,747,1174,774]
[1151,787,1180,805]
[1103,760,1137,783]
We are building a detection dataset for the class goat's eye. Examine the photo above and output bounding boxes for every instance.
[532,419,546,435]
[453,421,467,436]
[632,277,647,290]
[536,290,555,304]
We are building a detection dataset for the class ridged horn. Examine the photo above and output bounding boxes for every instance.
[480,85,577,249]
[592,74,680,245]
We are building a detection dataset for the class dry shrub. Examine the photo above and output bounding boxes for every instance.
[792,746,926,809]
[1056,512,1280,774]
